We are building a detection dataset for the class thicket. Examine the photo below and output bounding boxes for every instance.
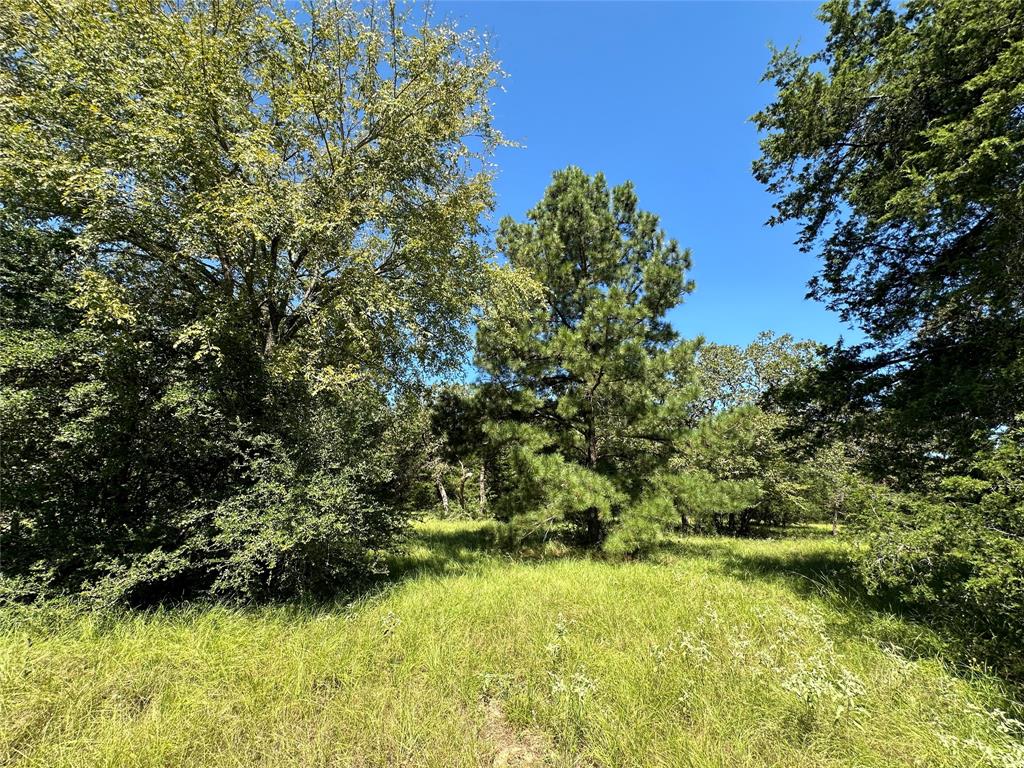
[0,0,506,603]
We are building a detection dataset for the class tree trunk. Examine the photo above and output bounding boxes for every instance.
[457,461,469,512]
[478,465,487,518]
[584,507,602,547]
[583,420,602,546]
[436,476,449,516]
[832,490,844,536]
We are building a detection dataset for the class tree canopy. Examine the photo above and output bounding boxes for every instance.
[754,0,1024,468]
[0,0,504,602]
[476,167,728,548]
[1,0,503,379]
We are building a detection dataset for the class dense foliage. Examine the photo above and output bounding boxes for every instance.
[0,0,502,602]
[473,168,819,552]
[757,0,1024,682]
[678,333,834,533]
[852,419,1024,681]
[754,0,1024,473]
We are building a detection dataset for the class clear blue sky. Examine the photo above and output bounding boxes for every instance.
[436,1,863,348]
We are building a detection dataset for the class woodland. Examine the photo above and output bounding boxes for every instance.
[1,1,1022,765]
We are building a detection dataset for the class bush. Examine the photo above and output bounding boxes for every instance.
[851,420,1024,681]
[205,467,398,602]
[0,281,426,604]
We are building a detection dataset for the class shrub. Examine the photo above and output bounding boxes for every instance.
[851,420,1024,681]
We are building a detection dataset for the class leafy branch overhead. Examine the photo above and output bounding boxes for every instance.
[753,0,1024,465]
[1,0,505,379]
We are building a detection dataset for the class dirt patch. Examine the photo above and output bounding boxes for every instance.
[480,699,553,768]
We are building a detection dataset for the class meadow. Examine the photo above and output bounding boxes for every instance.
[4,1,1023,765]
[2,519,1021,768]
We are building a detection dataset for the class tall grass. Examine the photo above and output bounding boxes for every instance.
[1,520,1021,767]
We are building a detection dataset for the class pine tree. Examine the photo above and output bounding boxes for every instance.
[477,167,707,548]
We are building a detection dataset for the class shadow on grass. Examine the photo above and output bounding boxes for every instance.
[13,518,1021,699]
[340,522,1022,695]
[381,519,507,582]
[666,537,859,591]
[661,536,974,671]
[382,524,982,686]
[391,522,919,649]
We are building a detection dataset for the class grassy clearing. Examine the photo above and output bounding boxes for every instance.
[2,520,1022,767]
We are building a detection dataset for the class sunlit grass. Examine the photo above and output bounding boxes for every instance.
[2,519,1021,767]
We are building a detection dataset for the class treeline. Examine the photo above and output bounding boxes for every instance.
[428,167,844,555]
[1,0,1021,681]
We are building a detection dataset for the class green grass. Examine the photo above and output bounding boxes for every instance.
[2,519,1022,767]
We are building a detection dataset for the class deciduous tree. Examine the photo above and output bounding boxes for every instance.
[0,0,503,601]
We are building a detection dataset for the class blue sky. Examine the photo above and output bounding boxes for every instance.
[436,1,863,348]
